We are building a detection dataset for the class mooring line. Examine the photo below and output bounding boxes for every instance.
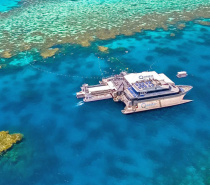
[97,57,104,77]
[28,62,101,79]
[26,52,133,80]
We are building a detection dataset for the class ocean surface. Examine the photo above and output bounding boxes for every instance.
[0,1,210,185]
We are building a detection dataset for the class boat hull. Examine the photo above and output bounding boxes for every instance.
[122,93,192,114]
[84,94,112,102]
[76,91,85,98]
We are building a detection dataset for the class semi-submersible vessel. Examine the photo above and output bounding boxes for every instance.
[76,71,193,114]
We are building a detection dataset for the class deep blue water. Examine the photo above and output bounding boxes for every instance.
[0,23,210,185]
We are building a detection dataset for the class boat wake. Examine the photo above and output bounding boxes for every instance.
[76,101,84,107]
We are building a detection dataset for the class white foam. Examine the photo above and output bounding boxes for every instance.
[76,101,84,107]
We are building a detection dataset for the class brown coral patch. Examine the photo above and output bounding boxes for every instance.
[2,50,12,58]
[80,40,91,47]
[177,23,186,30]
[96,28,117,40]
[40,48,59,58]
[98,46,109,53]
[0,131,23,154]
[196,20,210,26]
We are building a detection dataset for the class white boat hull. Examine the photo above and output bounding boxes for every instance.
[122,93,192,114]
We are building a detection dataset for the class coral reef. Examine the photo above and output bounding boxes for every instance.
[196,20,210,26]
[178,23,186,30]
[98,46,109,53]
[41,48,59,58]
[0,0,209,61]
[1,50,12,58]
[170,33,176,37]
[0,131,23,154]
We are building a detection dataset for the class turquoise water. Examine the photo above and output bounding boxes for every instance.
[0,21,210,184]
[0,0,20,12]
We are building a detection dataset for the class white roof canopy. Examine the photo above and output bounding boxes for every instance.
[88,81,116,93]
[177,71,187,75]
[124,71,174,85]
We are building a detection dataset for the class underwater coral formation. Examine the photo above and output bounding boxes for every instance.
[0,131,23,154]
[98,46,109,53]
[41,48,59,58]
[196,20,210,26]
[0,0,210,60]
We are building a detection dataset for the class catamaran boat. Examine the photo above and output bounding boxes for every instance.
[77,71,193,114]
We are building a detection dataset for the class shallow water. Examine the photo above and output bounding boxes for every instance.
[0,0,210,59]
[0,1,210,185]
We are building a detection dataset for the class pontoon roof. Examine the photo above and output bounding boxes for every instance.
[177,71,187,74]
[88,81,116,93]
[124,71,174,85]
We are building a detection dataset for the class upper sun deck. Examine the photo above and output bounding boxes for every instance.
[125,79,179,100]
[132,80,170,93]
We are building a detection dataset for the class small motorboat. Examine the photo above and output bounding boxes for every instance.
[177,71,188,78]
